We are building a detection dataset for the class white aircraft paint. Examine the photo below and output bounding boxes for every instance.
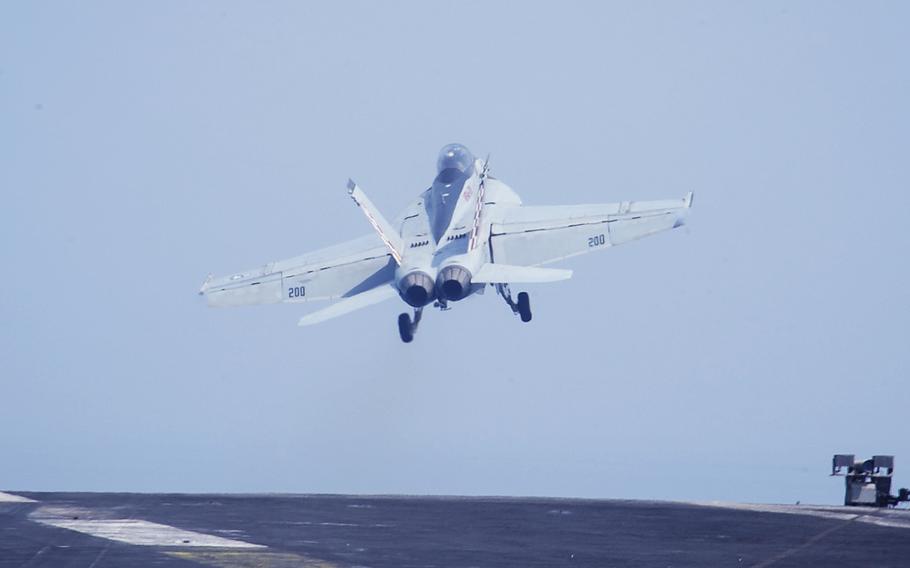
[200,144,692,341]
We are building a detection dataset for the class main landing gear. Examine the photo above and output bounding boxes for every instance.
[397,307,423,343]
[398,287,532,343]
[496,283,532,322]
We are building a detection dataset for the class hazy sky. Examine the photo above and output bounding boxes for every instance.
[2,2,908,505]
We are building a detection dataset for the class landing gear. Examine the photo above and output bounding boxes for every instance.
[397,314,413,343]
[397,307,423,343]
[496,284,532,323]
[517,292,532,322]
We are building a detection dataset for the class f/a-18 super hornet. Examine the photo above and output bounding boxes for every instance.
[200,144,693,342]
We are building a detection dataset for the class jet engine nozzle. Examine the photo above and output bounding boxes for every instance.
[398,271,436,308]
[437,265,472,301]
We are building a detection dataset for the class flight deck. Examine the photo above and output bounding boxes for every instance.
[2,491,909,567]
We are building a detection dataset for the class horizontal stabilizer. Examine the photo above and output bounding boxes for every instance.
[473,263,573,284]
[298,284,397,327]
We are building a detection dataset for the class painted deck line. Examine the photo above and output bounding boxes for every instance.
[0,491,36,503]
[33,518,266,548]
[28,505,265,549]
[693,501,860,521]
[856,515,910,530]
[691,501,910,529]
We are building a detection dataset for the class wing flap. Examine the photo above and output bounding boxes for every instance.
[204,271,285,307]
[608,210,680,245]
[201,234,394,307]
[490,193,691,267]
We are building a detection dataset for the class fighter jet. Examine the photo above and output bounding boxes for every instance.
[200,144,693,342]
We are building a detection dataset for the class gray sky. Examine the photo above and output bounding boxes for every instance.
[2,2,908,505]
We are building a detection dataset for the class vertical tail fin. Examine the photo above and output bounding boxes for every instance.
[347,179,404,265]
[468,155,490,251]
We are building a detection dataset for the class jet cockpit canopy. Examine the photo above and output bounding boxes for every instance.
[436,143,475,176]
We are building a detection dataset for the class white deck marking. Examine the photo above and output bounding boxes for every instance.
[691,501,910,530]
[34,518,266,548]
[750,522,851,568]
[29,506,264,548]
[0,491,36,502]
[855,514,910,530]
[694,501,860,521]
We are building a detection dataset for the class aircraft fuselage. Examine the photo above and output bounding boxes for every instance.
[394,144,520,307]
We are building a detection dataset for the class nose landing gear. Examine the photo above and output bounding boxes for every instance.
[397,307,423,343]
[496,284,532,322]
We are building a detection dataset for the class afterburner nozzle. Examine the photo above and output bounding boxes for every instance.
[398,271,436,308]
[436,265,472,301]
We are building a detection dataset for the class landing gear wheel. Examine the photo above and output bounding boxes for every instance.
[517,292,532,323]
[495,283,532,323]
[398,313,414,343]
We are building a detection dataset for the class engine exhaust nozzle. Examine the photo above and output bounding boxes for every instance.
[436,265,472,301]
[398,271,436,307]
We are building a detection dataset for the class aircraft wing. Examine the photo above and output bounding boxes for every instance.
[489,192,692,267]
[200,233,396,308]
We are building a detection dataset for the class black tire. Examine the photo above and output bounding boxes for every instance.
[517,292,532,323]
[398,313,414,343]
